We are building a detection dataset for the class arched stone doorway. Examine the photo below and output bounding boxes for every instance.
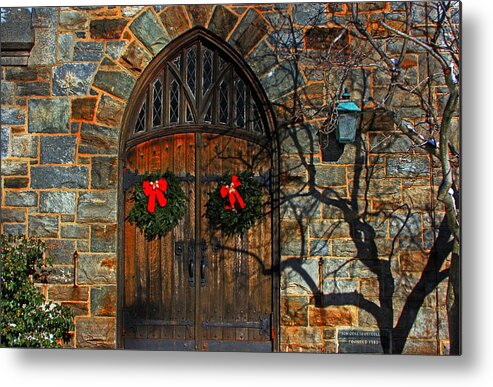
[117,28,279,352]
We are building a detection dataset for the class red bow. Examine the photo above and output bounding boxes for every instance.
[143,178,168,213]
[220,175,245,211]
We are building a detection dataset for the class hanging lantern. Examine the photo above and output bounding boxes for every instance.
[336,90,361,144]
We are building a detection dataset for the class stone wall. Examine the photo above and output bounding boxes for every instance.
[0,3,457,353]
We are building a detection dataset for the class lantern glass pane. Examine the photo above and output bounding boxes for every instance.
[336,113,357,143]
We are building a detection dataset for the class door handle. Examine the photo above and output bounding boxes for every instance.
[188,241,195,287]
[200,240,208,287]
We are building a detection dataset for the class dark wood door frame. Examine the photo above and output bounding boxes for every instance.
[116,27,281,352]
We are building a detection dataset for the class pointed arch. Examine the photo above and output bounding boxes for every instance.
[117,27,280,351]
[120,27,277,153]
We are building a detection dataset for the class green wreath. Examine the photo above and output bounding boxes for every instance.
[205,171,263,235]
[128,171,186,240]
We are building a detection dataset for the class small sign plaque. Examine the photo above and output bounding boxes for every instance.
[338,329,389,354]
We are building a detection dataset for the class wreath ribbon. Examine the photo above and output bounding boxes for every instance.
[143,178,167,213]
[220,175,246,210]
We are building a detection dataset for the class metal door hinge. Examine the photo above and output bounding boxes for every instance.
[123,167,141,191]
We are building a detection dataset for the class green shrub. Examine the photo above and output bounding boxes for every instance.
[1,235,74,348]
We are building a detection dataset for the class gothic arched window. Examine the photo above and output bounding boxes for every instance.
[131,37,267,139]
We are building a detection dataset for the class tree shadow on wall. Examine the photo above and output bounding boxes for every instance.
[276,115,454,354]
[254,10,453,353]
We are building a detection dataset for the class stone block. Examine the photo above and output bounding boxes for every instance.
[106,41,126,60]
[321,202,345,219]
[28,98,70,133]
[90,18,127,39]
[48,285,89,302]
[44,239,76,265]
[309,220,350,239]
[280,296,309,326]
[305,27,348,50]
[228,9,269,56]
[4,177,28,188]
[386,155,430,178]
[246,40,278,78]
[4,67,37,81]
[4,191,37,207]
[402,186,432,210]
[281,258,319,295]
[91,156,118,189]
[159,6,191,38]
[208,6,238,40]
[261,59,304,101]
[399,251,429,272]
[11,135,38,158]
[1,82,16,105]
[52,63,97,96]
[40,192,77,214]
[72,97,97,121]
[314,166,347,187]
[28,27,56,66]
[77,253,116,284]
[396,307,437,339]
[279,123,318,154]
[309,305,356,327]
[62,301,89,317]
[322,279,358,294]
[187,5,214,26]
[90,286,117,316]
[120,41,151,74]
[28,215,59,238]
[369,133,412,152]
[47,266,74,284]
[281,238,308,256]
[280,191,320,219]
[1,208,26,223]
[281,157,307,179]
[57,34,73,63]
[76,317,115,348]
[96,94,125,127]
[367,179,401,199]
[76,240,90,252]
[77,192,117,223]
[61,224,90,239]
[74,41,104,61]
[79,123,118,155]
[1,160,28,175]
[93,69,136,100]
[281,326,323,346]
[389,212,422,238]
[40,136,77,164]
[293,3,326,25]
[1,108,26,125]
[15,81,50,96]
[310,239,330,256]
[331,239,358,257]
[350,259,384,278]
[91,224,117,252]
[2,224,26,236]
[401,340,437,355]
[129,9,170,55]
[31,166,89,188]
[59,10,88,30]
[322,258,350,279]
[1,127,10,158]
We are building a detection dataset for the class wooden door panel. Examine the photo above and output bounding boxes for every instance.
[123,134,196,345]
[124,132,273,351]
[199,134,272,347]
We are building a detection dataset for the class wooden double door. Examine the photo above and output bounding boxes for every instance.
[122,132,273,351]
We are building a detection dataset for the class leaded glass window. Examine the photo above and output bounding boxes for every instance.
[133,38,267,138]
[152,78,163,127]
